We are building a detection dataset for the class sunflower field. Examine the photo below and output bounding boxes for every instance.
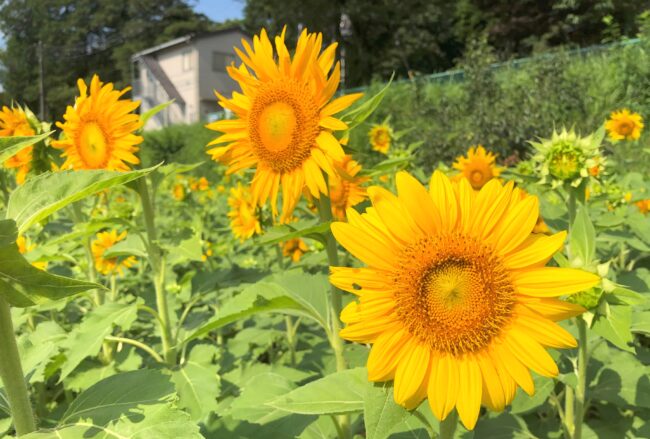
[0,26,648,439]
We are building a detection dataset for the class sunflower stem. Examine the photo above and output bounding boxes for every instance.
[0,296,37,436]
[317,192,350,439]
[137,176,176,365]
[573,317,588,439]
[438,410,459,439]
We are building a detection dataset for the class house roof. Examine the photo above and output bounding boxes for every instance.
[139,55,185,106]
[131,26,247,60]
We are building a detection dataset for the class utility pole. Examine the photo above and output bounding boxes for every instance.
[38,40,45,120]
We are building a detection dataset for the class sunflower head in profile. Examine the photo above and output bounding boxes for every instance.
[329,155,368,220]
[52,75,142,171]
[531,128,600,188]
[605,109,643,141]
[91,230,136,276]
[282,238,309,262]
[330,171,599,430]
[452,145,503,190]
[0,105,36,184]
[206,28,363,223]
[228,183,262,242]
[369,124,393,154]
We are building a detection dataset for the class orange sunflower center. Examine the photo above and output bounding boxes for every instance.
[617,121,633,135]
[248,79,320,173]
[78,121,110,168]
[393,233,515,355]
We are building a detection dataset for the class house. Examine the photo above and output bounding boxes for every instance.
[131,27,249,130]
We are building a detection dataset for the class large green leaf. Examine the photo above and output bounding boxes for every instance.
[23,369,202,439]
[0,220,101,307]
[7,166,158,233]
[229,372,297,424]
[180,278,328,345]
[0,131,52,163]
[59,302,139,381]
[363,382,412,439]
[591,301,635,353]
[590,348,650,409]
[340,76,393,131]
[171,344,220,421]
[140,100,174,128]
[268,368,367,415]
[570,205,596,267]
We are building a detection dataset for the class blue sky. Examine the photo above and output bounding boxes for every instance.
[194,0,244,22]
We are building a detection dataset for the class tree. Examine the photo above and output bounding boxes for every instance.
[0,0,216,120]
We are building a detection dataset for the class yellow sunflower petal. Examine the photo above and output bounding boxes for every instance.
[514,268,600,297]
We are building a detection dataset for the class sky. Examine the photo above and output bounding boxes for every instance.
[194,0,245,23]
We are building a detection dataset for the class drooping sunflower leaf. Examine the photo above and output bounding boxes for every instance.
[259,220,331,246]
[0,131,52,163]
[7,165,158,234]
[268,368,367,415]
[0,220,101,307]
[23,369,202,439]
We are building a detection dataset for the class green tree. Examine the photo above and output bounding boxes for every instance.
[0,0,215,120]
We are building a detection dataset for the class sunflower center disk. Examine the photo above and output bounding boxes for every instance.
[78,121,109,168]
[249,79,320,173]
[393,233,515,355]
[618,122,632,135]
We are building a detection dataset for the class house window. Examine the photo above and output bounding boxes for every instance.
[212,51,235,72]
[182,50,192,71]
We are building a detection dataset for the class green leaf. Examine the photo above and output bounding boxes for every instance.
[259,221,331,246]
[229,372,297,424]
[570,205,596,266]
[150,161,204,190]
[171,344,220,421]
[268,270,330,330]
[509,374,554,414]
[470,412,534,438]
[180,279,327,345]
[590,301,634,353]
[102,232,147,258]
[0,132,52,163]
[59,302,139,381]
[140,100,174,128]
[590,348,650,409]
[7,166,158,234]
[268,368,367,415]
[24,370,202,439]
[0,220,101,307]
[363,382,412,439]
[341,76,393,131]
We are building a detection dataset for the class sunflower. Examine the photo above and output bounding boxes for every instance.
[0,106,36,184]
[452,145,503,190]
[172,183,186,201]
[91,230,137,276]
[206,28,363,222]
[228,183,262,241]
[531,128,601,189]
[369,124,392,154]
[52,75,142,171]
[330,171,599,430]
[636,199,650,214]
[329,155,368,220]
[282,238,309,262]
[605,109,643,141]
[190,177,209,191]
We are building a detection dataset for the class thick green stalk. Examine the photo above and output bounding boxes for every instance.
[438,410,459,439]
[317,193,349,439]
[0,297,36,436]
[573,317,588,439]
[564,387,575,438]
[137,177,176,365]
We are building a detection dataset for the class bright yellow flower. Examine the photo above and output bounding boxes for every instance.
[329,155,368,220]
[330,171,599,430]
[190,177,209,191]
[452,145,503,190]
[216,184,226,193]
[605,109,643,141]
[91,230,137,276]
[636,199,650,214]
[624,192,633,203]
[172,184,186,201]
[206,28,363,222]
[52,75,142,170]
[228,183,262,241]
[282,238,309,262]
[16,236,47,270]
[369,124,392,154]
[0,106,35,184]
